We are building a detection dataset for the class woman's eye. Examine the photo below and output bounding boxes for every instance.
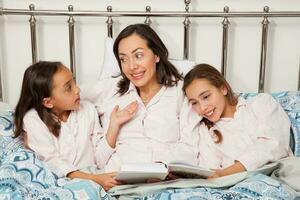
[136,53,143,59]
[120,57,127,63]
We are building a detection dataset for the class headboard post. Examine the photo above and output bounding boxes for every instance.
[144,6,152,26]
[183,0,191,60]
[29,4,37,64]
[68,5,76,81]
[259,6,270,92]
[106,6,113,38]
[221,6,230,78]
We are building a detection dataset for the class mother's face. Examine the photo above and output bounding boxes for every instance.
[118,33,160,89]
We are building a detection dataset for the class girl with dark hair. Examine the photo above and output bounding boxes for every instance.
[81,24,195,172]
[13,61,139,190]
[182,63,292,178]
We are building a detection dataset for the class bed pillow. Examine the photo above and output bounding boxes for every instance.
[169,59,195,76]
[241,91,300,157]
[98,37,196,80]
[99,37,120,80]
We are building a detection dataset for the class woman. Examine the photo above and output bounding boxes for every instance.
[81,24,197,172]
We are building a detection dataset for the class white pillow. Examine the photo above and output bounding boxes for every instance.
[99,37,120,80]
[169,59,195,76]
[99,37,196,80]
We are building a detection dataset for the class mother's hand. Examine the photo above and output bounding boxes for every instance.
[110,101,138,127]
[106,101,139,148]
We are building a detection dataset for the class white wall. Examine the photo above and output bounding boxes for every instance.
[1,0,300,107]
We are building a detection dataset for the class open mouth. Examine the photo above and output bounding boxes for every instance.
[205,108,215,118]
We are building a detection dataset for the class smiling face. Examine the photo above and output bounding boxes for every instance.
[118,33,160,89]
[43,65,80,116]
[185,78,233,123]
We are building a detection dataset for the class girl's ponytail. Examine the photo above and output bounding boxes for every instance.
[201,118,222,143]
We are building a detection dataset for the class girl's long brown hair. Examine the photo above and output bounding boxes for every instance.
[183,64,238,143]
[14,61,62,138]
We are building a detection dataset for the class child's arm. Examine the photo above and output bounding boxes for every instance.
[209,160,246,178]
[166,96,204,165]
[67,170,121,191]
[23,110,79,178]
[236,94,292,171]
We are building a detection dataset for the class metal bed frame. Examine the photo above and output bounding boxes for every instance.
[1,0,300,102]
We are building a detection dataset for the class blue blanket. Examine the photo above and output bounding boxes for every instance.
[0,136,110,200]
[1,91,300,200]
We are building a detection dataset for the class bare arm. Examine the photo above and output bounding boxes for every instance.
[67,170,121,191]
[209,161,246,178]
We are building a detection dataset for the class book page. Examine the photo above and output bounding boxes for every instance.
[168,161,213,179]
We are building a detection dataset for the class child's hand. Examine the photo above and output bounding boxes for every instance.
[94,172,122,191]
[208,169,224,179]
[166,172,180,180]
[146,178,162,183]
[110,101,138,128]
[23,132,32,150]
[208,161,246,179]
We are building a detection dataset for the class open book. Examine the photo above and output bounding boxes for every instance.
[115,161,213,184]
[167,161,213,179]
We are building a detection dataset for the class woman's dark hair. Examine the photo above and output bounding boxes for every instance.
[113,23,182,95]
[14,61,63,138]
[183,63,238,143]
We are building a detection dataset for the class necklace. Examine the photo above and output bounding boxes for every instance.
[141,97,149,104]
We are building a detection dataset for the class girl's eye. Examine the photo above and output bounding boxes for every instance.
[65,85,71,92]
[65,82,73,92]
[203,94,210,100]
[191,101,197,106]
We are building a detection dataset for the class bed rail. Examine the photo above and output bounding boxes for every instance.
[1,1,300,101]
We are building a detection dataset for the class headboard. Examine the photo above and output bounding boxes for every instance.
[1,0,300,106]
